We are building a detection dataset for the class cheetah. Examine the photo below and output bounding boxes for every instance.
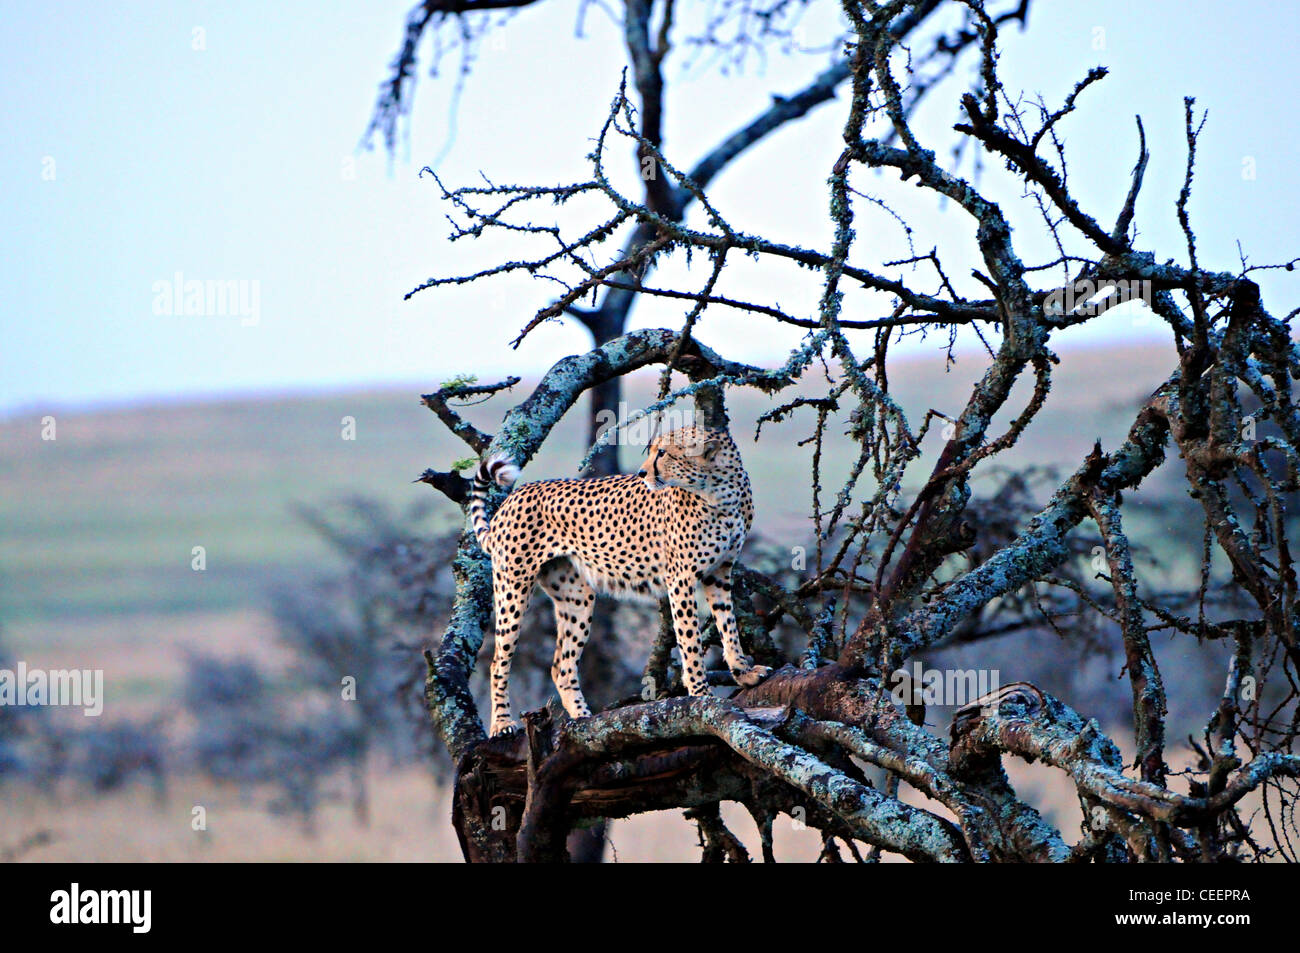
[469,424,772,737]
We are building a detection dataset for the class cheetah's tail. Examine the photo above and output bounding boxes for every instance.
[469,453,520,549]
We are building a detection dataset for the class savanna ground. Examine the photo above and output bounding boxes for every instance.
[2,338,1260,861]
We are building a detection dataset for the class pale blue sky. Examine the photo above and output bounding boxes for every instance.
[1,0,1296,415]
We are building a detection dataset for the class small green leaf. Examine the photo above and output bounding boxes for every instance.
[439,373,479,392]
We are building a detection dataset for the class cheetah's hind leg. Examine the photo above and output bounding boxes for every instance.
[538,559,596,721]
[488,575,533,737]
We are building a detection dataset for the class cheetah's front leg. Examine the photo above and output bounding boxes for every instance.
[703,563,772,688]
[669,574,709,696]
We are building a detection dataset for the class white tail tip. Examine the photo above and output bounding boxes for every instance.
[484,454,519,487]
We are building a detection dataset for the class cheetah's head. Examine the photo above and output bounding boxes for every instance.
[636,426,735,494]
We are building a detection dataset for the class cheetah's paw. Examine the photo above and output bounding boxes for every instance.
[490,720,521,738]
[734,665,774,688]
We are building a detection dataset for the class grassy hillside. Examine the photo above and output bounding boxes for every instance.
[0,337,1198,726]
[0,340,1176,625]
[0,339,1243,862]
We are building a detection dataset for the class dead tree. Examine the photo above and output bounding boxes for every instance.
[397,0,1300,861]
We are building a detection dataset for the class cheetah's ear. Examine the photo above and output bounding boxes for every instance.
[700,439,721,462]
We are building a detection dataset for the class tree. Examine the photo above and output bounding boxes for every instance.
[386,0,1300,861]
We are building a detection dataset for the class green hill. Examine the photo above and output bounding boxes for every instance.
[0,341,1175,625]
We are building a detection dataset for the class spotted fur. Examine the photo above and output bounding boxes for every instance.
[470,425,770,736]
